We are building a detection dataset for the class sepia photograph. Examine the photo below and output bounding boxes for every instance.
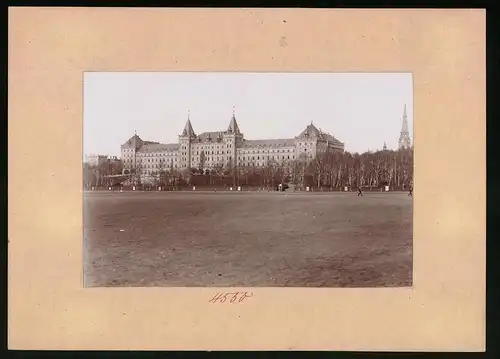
[83,72,414,288]
[8,6,486,351]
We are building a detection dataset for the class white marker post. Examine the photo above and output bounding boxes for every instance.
[193,186,196,191]
[108,187,112,191]
[306,186,310,192]
[230,187,233,191]
[385,185,389,192]
[132,186,136,191]
[158,186,162,191]
[237,186,241,191]
[344,186,348,192]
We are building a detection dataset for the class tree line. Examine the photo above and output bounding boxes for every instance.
[229,147,414,190]
[83,147,413,190]
[83,160,124,189]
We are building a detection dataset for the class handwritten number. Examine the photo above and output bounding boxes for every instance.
[239,292,254,302]
[209,291,254,303]
[208,292,222,303]
[230,292,239,303]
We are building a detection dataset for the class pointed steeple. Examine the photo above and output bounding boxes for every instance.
[401,104,409,134]
[383,141,387,151]
[227,106,241,134]
[181,110,196,137]
[398,104,411,150]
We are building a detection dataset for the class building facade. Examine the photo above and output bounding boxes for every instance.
[85,154,109,167]
[85,154,122,167]
[121,111,345,176]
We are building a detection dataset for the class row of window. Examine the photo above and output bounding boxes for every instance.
[239,155,293,161]
[124,145,316,157]
[123,158,178,164]
[187,143,234,149]
[127,154,313,171]
[238,161,288,167]
[123,145,322,163]
[182,153,296,163]
[122,152,177,156]
[125,153,314,166]
[126,163,179,169]
[123,152,299,163]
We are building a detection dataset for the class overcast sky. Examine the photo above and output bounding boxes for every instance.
[83,72,413,157]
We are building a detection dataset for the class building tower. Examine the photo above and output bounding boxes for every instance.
[223,106,243,167]
[179,110,197,170]
[398,104,412,150]
[383,141,387,151]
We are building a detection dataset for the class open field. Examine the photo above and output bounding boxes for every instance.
[83,192,413,287]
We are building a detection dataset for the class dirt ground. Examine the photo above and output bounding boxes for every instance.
[83,191,413,287]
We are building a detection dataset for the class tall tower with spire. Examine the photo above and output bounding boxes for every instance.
[179,110,197,169]
[223,106,243,167]
[398,104,411,150]
[383,141,387,151]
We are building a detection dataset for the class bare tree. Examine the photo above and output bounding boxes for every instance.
[199,150,206,172]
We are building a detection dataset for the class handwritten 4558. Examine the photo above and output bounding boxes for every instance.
[208,292,253,303]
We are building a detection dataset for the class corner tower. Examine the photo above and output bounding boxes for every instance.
[179,110,197,170]
[223,106,243,167]
[120,131,143,173]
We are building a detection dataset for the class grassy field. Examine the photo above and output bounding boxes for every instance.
[83,191,413,287]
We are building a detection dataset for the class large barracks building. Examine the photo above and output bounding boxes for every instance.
[121,110,345,176]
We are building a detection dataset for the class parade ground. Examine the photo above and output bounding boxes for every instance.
[83,191,413,287]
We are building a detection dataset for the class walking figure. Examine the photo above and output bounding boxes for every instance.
[357,187,363,196]
[408,186,413,196]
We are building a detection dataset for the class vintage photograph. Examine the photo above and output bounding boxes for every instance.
[83,72,414,288]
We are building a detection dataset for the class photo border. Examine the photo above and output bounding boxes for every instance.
[8,7,485,351]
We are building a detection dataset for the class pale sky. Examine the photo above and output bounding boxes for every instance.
[83,72,413,157]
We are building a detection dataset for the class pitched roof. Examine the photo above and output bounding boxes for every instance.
[138,143,179,153]
[296,124,344,147]
[323,133,344,146]
[240,138,295,148]
[181,119,196,137]
[121,134,143,148]
[197,131,225,142]
[297,124,321,139]
[227,114,241,135]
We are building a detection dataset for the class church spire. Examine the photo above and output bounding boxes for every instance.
[398,104,411,150]
[383,141,387,151]
[401,104,409,134]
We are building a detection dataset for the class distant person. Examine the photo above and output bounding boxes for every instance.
[408,186,413,196]
[357,188,363,196]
